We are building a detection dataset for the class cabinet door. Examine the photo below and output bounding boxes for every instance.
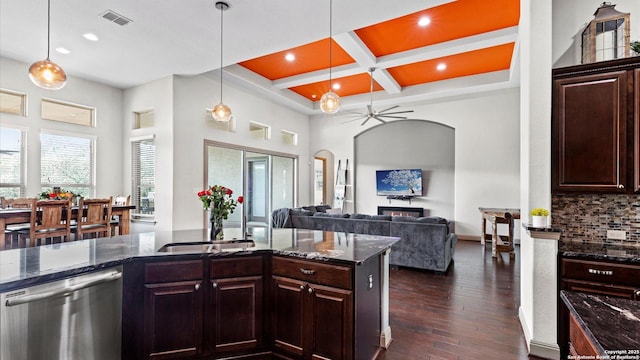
[635,69,640,192]
[210,275,264,353]
[308,283,353,360]
[144,280,204,359]
[272,276,307,357]
[552,70,628,192]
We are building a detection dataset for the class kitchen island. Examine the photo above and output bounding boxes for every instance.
[0,228,399,360]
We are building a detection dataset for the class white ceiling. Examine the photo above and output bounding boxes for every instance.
[0,0,519,115]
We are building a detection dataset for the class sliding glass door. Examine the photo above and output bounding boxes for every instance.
[205,141,296,232]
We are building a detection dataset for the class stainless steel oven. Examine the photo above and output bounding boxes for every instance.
[1,266,123,360]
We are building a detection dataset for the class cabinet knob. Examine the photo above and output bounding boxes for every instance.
[195,284,201,290]
[213,282,217,288]
[618,184,625,189]
[308,287,314,294]
[635,290,640,298]
[299,285,305,290]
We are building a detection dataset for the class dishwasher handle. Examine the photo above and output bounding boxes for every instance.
[5,270,123,307]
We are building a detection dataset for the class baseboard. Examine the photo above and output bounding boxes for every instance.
[380,325,393,349]
[519,306,560,360]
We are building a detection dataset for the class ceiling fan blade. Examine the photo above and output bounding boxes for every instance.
[360,116,374,126]
[341,116,366,124]
[378,110,414,115]
[378,115,409,120]
[373,116,387,123]
[376,105,399,114]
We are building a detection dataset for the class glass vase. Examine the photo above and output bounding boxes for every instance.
[210,215,224,240]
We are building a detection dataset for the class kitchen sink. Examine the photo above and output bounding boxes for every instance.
[157,240,255,253]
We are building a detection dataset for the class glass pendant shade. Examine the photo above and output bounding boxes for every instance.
[320,90,340,114]
[29,59,67,90]
[212,103,232,122]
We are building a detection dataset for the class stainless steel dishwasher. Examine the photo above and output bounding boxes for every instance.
[0,266,123,360]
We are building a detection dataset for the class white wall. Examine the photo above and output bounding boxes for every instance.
[553,0,640,68]
[0,57,124,198]
[150,73,311,231]
[122,76,174,231]
[310,87,521,238]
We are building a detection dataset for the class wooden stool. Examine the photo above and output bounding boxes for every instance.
[479,207,520,257]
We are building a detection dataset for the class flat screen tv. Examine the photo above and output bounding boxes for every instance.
[376,169,423,196]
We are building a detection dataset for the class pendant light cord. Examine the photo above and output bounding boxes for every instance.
[219,4,224,103]
[328,0,333,89]
[46,0,51,60]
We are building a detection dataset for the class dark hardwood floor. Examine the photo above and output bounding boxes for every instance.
[379,240,544,360]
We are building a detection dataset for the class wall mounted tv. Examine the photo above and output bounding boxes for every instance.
[376,169,423,196]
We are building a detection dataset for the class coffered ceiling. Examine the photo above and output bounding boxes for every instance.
[0,0,520,115]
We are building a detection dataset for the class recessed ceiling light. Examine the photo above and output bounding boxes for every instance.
[436,63,447,71]
[56,47,70,54]
[332,83,340,90]
[285,53,295,62]
[83,33,99,41]
[418,16,431,27]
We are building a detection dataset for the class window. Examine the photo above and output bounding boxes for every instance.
[281,130,298,146]
[41,132,94,197]
[249,121,271,140]
[41,98,95,126]
[131,137,155,218]
[134,110,154,129]
[0,127,25,197]
[0,89,27,116]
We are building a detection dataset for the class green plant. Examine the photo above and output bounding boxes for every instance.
[631,41,640,56]
[530,208,549,217]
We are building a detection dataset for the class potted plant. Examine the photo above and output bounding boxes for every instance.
[530,208,549,228]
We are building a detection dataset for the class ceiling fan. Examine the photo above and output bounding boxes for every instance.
[342,67,414,126]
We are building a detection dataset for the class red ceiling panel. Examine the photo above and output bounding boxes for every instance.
[238,39,355,80]
[289,73,384,101]
[354,0,520,57]
[387,43,515,87]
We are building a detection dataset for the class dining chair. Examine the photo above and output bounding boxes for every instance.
[76,197,113,240]
[110,195,130,236]
[1,197,37,249]
[18,199,72,247]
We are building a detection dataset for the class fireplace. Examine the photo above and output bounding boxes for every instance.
[377,206,424,218]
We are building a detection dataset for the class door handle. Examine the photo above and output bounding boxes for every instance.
[300,268,316,275]
[5,270,122,307]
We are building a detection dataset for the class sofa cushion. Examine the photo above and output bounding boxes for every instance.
[416,216,449,225]
[391,216,419,222]
[349,213,368,219]
[313,212,349,218]
[366,215,392,221]
[291,208,313,216]
[315,205,332,213]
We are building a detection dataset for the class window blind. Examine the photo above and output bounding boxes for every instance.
[40,132,93,197]
[132,138,155,216]
[0,127,24,197]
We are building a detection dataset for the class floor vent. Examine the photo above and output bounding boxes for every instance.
[101,10,132,26]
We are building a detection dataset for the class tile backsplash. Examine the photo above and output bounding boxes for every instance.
[552,194,640,245]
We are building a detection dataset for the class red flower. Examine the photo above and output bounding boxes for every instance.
[237,196,244,204]
[226,188,233,195]
[49,193,57,198]
[206,190,211,195]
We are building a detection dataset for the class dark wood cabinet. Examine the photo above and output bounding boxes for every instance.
[209,256,265,355]
[143,259,205,359]
[272,256,353,360]
[552,57,640,193]
[558,256,640,358]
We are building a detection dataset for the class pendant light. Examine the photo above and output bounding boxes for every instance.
[29,0,67,90]
[320,0,340,114]
[212,1,232,122]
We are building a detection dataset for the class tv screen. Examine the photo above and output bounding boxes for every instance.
[376,169,423,196]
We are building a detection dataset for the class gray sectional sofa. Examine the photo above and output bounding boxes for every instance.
[272,206,457,273]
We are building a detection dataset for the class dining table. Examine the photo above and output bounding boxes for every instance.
[0,204,136,248]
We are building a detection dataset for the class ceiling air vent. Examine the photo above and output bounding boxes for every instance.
[101,10,132,26]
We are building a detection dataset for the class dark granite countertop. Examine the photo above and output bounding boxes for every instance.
[0,228,399,292]
[561,291,640,354]
[559,240,640,264]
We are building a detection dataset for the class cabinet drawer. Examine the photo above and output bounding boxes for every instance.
[561,258,640,287]
[210,255,263,278]
[273,256,352,290]
[563,279,638,300]
[145,259,203,283]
